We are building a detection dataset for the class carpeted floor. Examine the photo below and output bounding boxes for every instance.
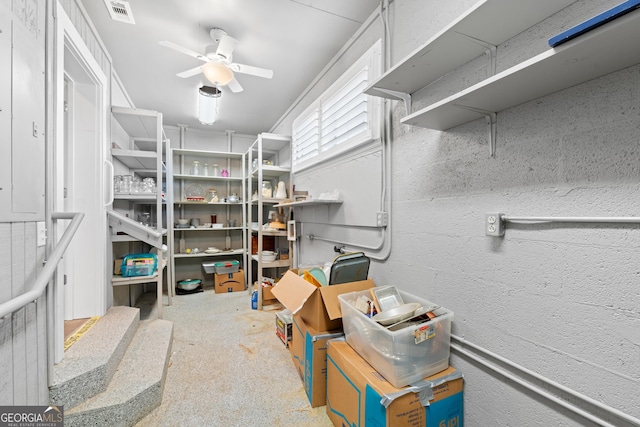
[133,287,333,427]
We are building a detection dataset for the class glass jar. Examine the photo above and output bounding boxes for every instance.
[191,160,200,175]
[143,177,156,193]
[203,163,209,176]
[261,181,273,198]
[114,175,123,193]
[205,188,218,203]
[212,164,219,176]
[130,176,141,193]
[121,175,133,194]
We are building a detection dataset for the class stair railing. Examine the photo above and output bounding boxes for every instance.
[0,212,84,318]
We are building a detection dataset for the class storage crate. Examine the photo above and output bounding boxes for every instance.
[338,289,452,388]
[202,259,240,274]
[121,253,157,277]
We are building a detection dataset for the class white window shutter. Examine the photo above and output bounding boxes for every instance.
[292,40,381,171]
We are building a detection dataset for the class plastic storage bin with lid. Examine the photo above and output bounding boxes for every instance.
[202,259,240,275]
[338,288,453,388]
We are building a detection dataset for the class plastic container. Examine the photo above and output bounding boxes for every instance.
[338,289,452,388]
[202,259,240,274]
[251,290,258,310]
[121,253,158,277]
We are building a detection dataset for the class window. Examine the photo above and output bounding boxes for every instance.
[292,40,382,171]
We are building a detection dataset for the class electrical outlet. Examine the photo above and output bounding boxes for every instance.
[485,213,505,236]
[376,211,388,227]
[37,221,46,246]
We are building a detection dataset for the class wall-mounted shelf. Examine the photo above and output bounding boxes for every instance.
[364,0,576,103]
[401,8,640,131]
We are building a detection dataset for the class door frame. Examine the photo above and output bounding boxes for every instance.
[52,4,109,362]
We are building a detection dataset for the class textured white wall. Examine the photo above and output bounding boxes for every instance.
[280,0,640,425]
[384,0,640,425]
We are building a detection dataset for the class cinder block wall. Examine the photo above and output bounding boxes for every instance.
[277,0,640,425]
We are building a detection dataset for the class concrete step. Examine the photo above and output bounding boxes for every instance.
[50,306,140,409]
[64,318,174,427]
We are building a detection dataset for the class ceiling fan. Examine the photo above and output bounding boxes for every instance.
[160,28,273,93]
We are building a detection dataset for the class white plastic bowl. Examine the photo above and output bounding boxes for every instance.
[262,251,277,262]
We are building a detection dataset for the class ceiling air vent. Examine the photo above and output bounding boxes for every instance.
[103,0,135,24]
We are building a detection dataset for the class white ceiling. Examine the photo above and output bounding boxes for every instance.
[80,0,381,135]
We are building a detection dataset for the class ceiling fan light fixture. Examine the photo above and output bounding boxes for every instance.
[202,61,234,86]
[198,86,221,125]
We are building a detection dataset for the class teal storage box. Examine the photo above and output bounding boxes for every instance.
[121,253,157,277]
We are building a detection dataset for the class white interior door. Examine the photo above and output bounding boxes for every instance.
[53,6,109,361]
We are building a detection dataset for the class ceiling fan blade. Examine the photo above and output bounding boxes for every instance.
[228,63,273,79]
[226,78,243,93]
[216,35,238,61]
[159,40,208,62]
[176,65,203,78]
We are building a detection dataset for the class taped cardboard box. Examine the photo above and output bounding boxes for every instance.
[214,270,245,293]
[326,339,463,427]
[293,314,343,408]
[290,314,305,381]
[271,270,374,332]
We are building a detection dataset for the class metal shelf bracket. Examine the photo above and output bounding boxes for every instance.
[453,105,497,157]
[453,32,497,76]
[372,88,412,116]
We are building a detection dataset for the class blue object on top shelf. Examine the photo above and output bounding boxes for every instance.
[549,0,640,47]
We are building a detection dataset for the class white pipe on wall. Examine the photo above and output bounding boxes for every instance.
[451,335,640,426]
[503,215,640,223]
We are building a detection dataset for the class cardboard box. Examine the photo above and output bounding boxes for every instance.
[296,315,343,408]
[290,314,305,381]
[214,270,245,293]
[253,282,277,304]
[114,259,123,275]
[326,339,464,427]
[271,270,375,332]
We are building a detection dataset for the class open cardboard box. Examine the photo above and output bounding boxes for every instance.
[271,270,374,332]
